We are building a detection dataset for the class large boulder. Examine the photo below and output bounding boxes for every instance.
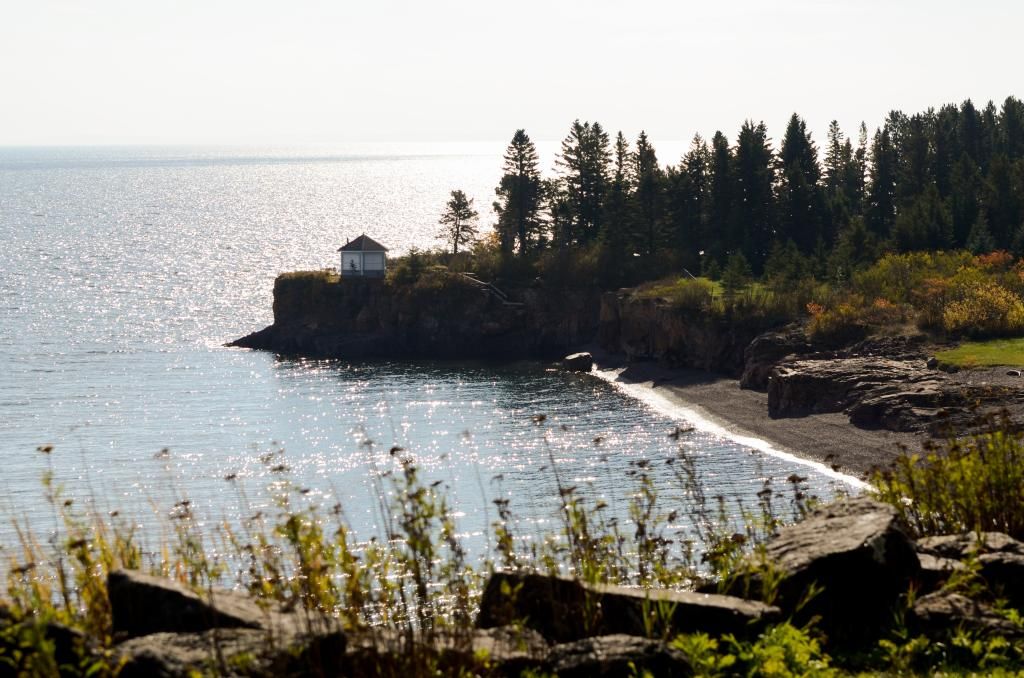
[726,496,919,647]
[563,352,594,372]
[476,572,778,643]
[108,569,296,639]
[547,634,692,678]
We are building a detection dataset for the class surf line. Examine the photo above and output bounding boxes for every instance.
[591,367,871,491]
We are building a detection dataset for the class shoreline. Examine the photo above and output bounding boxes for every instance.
[590,355,922,481]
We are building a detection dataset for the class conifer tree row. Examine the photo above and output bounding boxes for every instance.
[492,96,1024,281]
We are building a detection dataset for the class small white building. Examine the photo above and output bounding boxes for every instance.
[338,235,388,278]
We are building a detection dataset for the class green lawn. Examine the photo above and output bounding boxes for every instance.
[935,337,1024,368]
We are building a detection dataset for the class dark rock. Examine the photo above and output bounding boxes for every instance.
[740,329,812,391]
[726,496,919,648]
[917,532,1024,559]
[563,352,594,372]
[108,569,271,639]
[476,572,778,643]
[915,551,966,593]
[916,533,1024,610]
[1007,369,1022,377]
[547,634,692,678]
[911,591,1023,639]
[117,629,272,678]
[978,552,1024,611]
[927,356,939,369]
[343,627,548,677]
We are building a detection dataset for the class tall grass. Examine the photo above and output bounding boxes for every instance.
[8,418,1024,675]
[872,418,1024,540]
[0,422,830,674]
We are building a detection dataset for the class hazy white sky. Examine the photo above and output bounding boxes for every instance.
[1,0,1020,147]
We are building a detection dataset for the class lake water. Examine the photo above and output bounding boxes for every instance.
[0,145,856,560]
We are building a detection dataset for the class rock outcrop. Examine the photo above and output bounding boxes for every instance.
[766,355,1018,433]
[598,292,778,374]
[230,274,601,361]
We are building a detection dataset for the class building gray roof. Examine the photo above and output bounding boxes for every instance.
[338,234,388,252]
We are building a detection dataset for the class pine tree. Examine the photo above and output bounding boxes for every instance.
[866,126,898,239]
[493,129,543,255]
[777,113,825,253]
[707,131,733,263]
[896,113,933,205]
[965,212,996,254]
[824,120,845,193]
[893,185,953,251]
[600,132,632,251]
[665,134,710,266]
[1000,96,1024,159]
[437,190,479,255]
[555,120,611,244]
[731,121,775,270]
[631,131,664,255]
[721,251,752,304]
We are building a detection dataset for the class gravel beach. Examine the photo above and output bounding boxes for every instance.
[602,361,924,479]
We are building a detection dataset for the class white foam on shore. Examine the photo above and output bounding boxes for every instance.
[593,367,871,491]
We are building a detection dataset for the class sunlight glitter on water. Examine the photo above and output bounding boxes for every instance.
[0,145,854,557]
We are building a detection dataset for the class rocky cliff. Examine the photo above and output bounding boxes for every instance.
[229,273,601,360]
[598,291,781,375]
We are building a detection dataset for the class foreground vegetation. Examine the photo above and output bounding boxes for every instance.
[5,418,1024,676]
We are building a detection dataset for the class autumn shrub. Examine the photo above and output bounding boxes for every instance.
[854,250,974,304]
[806,300,870,346]
[941,280,1024,337]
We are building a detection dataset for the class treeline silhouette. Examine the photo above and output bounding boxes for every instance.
[491,96,1024,286]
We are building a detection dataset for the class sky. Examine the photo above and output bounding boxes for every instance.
[0,0,1020,148]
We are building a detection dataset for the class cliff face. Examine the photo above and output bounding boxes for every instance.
[230,274,601,360]
[598,292,776,375]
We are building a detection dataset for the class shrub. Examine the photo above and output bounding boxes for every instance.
[872,424,1024,540]
[941,281,1024,337]
[806,301,870,346]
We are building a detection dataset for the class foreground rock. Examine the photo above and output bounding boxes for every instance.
[724,496,919,647]
[548,634,692,677]
[477,572,779,643]
[917,532,1024,609]
[344,627,549,677]
[911,592,1024,640]
[109,569,293,639]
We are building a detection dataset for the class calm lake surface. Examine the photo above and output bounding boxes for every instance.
[0,145,854,558]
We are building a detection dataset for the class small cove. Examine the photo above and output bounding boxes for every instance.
[0,145,854,560]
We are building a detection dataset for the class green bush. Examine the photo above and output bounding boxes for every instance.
[872,425,1024,540]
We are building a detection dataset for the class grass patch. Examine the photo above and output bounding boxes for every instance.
[935,337,1024,368]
